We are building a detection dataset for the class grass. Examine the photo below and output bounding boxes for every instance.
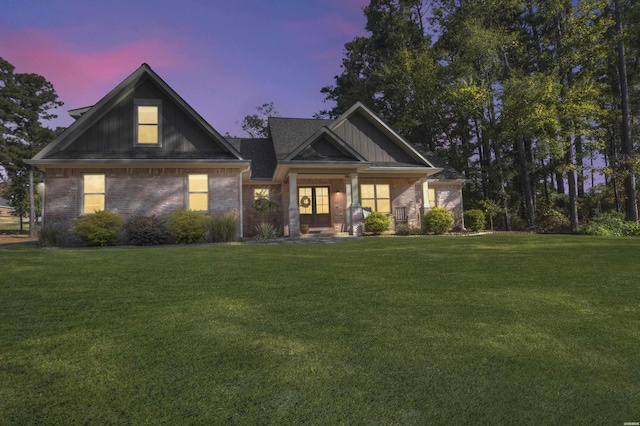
[0,216,30,233]
[1,234,639,424]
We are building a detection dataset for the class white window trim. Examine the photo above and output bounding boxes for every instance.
[82,174,106,215]
[134,99,163,147]
[187,174,209,212]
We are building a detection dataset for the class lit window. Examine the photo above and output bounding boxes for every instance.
[134,100,162,145]
[83,174,105,214]
[361,184,391,213]
[188,174,208,211]
[254,188,270,200]
[428,187,437,208]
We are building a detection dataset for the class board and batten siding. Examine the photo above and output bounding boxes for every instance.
[53,79,229,157]
[332,113,417,164]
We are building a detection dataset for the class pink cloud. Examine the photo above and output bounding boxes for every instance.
[1,28,184,114]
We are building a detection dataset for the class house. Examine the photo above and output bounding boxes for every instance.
[28,64,463,239]
[0,195,15,217]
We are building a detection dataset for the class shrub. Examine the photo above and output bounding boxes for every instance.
[464,209,486,232]
[364,211,392,235]
[208,213,238,242]
[254,222,276,240]
[167,208,208,244]
[423,207,454,234]
[38,223,67,247]
[73,210,123,246]
[124,215,169,246]
[579,212,637,236]
[395,222,422,236]
[536,208,570,234]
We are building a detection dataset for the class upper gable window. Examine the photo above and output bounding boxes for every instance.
[134,99,162,146]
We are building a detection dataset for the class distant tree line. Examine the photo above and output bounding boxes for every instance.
[320,0,640,231]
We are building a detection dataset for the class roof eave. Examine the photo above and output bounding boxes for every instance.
[26,159,251,168]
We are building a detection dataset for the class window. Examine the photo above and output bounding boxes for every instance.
[134,99,162,145]
[428,187,437,208]
[188,174,208,211]
[361,184,390,213]
[254,188,270,200]
[83,174,105,214]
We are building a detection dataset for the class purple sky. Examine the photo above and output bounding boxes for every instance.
[1,0,368,136]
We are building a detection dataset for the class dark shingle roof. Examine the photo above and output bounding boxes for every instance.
[414,146,465,181]
[227,138,277,180]
[268,117,331,159]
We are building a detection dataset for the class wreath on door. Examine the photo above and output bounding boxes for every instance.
[300,195,312,208]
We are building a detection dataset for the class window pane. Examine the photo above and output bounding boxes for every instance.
[362,199,376,211]
[84,175,105,193]
[377,199,391,213]
[254,188,270,200]
[299,187,312,214]
[189,174,208,192]
[429,188,437,208]
[189,193,208,211]
[138,106,158,124]
[376,184,390,199]
[315,187,329,214]
[84,194,104,214]
[361,184,375,199]
[138,124,158,144]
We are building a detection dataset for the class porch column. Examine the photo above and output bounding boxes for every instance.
[288,173,300,238]
[420,178,429,232]
[344,177,352,233]
[350,173,363,236]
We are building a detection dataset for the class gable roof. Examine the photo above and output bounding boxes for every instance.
[330,102,435,169]
[268,117,329,159]
[29,64,245,165]
[283,127,368,163]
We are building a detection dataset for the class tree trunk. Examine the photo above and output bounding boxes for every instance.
[615,0,638,222]
[566,144,579,232]
[516,138,535,229]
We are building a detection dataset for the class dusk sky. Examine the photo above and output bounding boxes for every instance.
[1,0,368,136]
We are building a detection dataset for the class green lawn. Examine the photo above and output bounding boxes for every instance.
[1,235,638,424]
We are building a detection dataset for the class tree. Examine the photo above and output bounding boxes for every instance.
[0,57,62,236]
[238,102,279,138]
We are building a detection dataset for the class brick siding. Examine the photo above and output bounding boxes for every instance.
[43,167,240,232]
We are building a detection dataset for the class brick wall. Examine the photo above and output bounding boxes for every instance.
[359,177,422,229]
[43,167,240,232]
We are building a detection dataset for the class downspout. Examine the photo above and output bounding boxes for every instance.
[238,165,251,238]
[40,177,45,228]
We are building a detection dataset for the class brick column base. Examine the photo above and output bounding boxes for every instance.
[289,207,300,238]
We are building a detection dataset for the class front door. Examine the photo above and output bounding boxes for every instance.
[298,187,331,227]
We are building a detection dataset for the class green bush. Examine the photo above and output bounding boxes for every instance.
[254,222,276,240]
[536,208,570,233]
[124,215,169,246]
[167,208,208,244]
[38,223,67,247]
[423,207,454,234]
[364,211,392,235]
[395,222,422,236]
[208,213,238,242]
[464,209,486,232]
[579,212,638,236]
[73,210,123,246]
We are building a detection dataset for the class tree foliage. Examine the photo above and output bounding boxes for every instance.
[238,102,280,138]
[0,57,62,235]
[322,0,640,230]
